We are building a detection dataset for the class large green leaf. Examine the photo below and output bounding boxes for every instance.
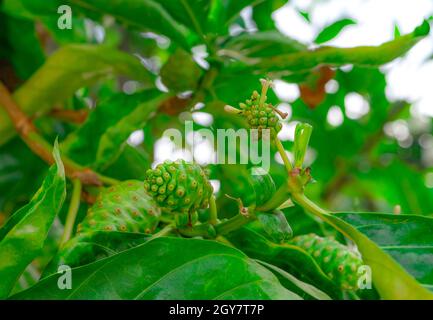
[0,44,155,145]
[0,12,45,80]
[42,231,150,277]
[13,237,301,299]
[61,0,198,48]
[226,226,342,299]
[325,213,433,299]
[0,138,47,214]
[335,213,433,291]
[0,142,66,298]
[257,259,331,300]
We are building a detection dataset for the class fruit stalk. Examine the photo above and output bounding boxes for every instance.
[60,178,82,246]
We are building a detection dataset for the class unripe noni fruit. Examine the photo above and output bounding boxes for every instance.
[144,159,213,226]
[289,233,363,290]
[78,180,161,234]
[239,90,282,138]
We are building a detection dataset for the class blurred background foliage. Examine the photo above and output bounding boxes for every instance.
[0,0,433,236]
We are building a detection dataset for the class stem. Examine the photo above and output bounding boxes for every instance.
[97,175,120,186]
[149,224,175,240]
[259,79,271,107]
[256,183,290,212]
[291,192,351,239]
[291,192,328,216]
[60,179,82,246]
[215,213,255,236]
[0,81,118,186]
[275,138,293,173]
[208,195,218,225]
[178,223,216,238]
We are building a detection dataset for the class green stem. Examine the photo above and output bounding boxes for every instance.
[275,138,293,173]
[178,223,216,238]
[256,183,290,212]
[60,179,82,246]
[97,174,120,186]
[215,213,255,236]
[291,192,351,239]
[150,224,175,240]
[209,195,218,225]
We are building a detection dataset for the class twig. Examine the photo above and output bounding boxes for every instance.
[60,178,82,246]
[48,108,88,124]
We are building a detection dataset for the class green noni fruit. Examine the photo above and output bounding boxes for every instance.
[290,233,363,290]
[239,89,283,138]
[144,159,213,226]
[78,180,161,234]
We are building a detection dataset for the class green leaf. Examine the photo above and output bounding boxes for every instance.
[256,259,331,300]
[0,141,66,298]
[63,89,163,170]
[0,138,47,214]
[94,93,166,170]
[0,13,45,79]
[314,18,356,44]
[256,211,293,243]
[160,48,202,92]
[335,212,433,292]
[325,213,433,299]
[252,0,286,31]
[42,231,150,277]
[207,0,255,33]
[101,145,152,181]
[223,31,306,58]
[0,44,155,145]
[13,237,301,299]
[60,0,198,48]
[238,21,430,72]
[226,226,342,299]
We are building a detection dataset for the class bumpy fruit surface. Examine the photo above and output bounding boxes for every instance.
[239,90,282,138]
[290,233,363,290]
[144,160,213,225]
[78,180,161,234]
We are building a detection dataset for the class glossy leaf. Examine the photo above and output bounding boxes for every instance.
[226,226,342,299]
[314,18,357,44]
[42,231,150,277]
[0,142,66,298]
[223,31,306,58]
[256,211,293,243]
[13,237,301,300]
[335,212,433,291]
[0,44,155,145]
[62,0,198,48]
[257,259,331,300]
[325,213,433,299]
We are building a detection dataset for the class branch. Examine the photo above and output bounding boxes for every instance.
[0,81,118,186]
[48,108,88,124]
